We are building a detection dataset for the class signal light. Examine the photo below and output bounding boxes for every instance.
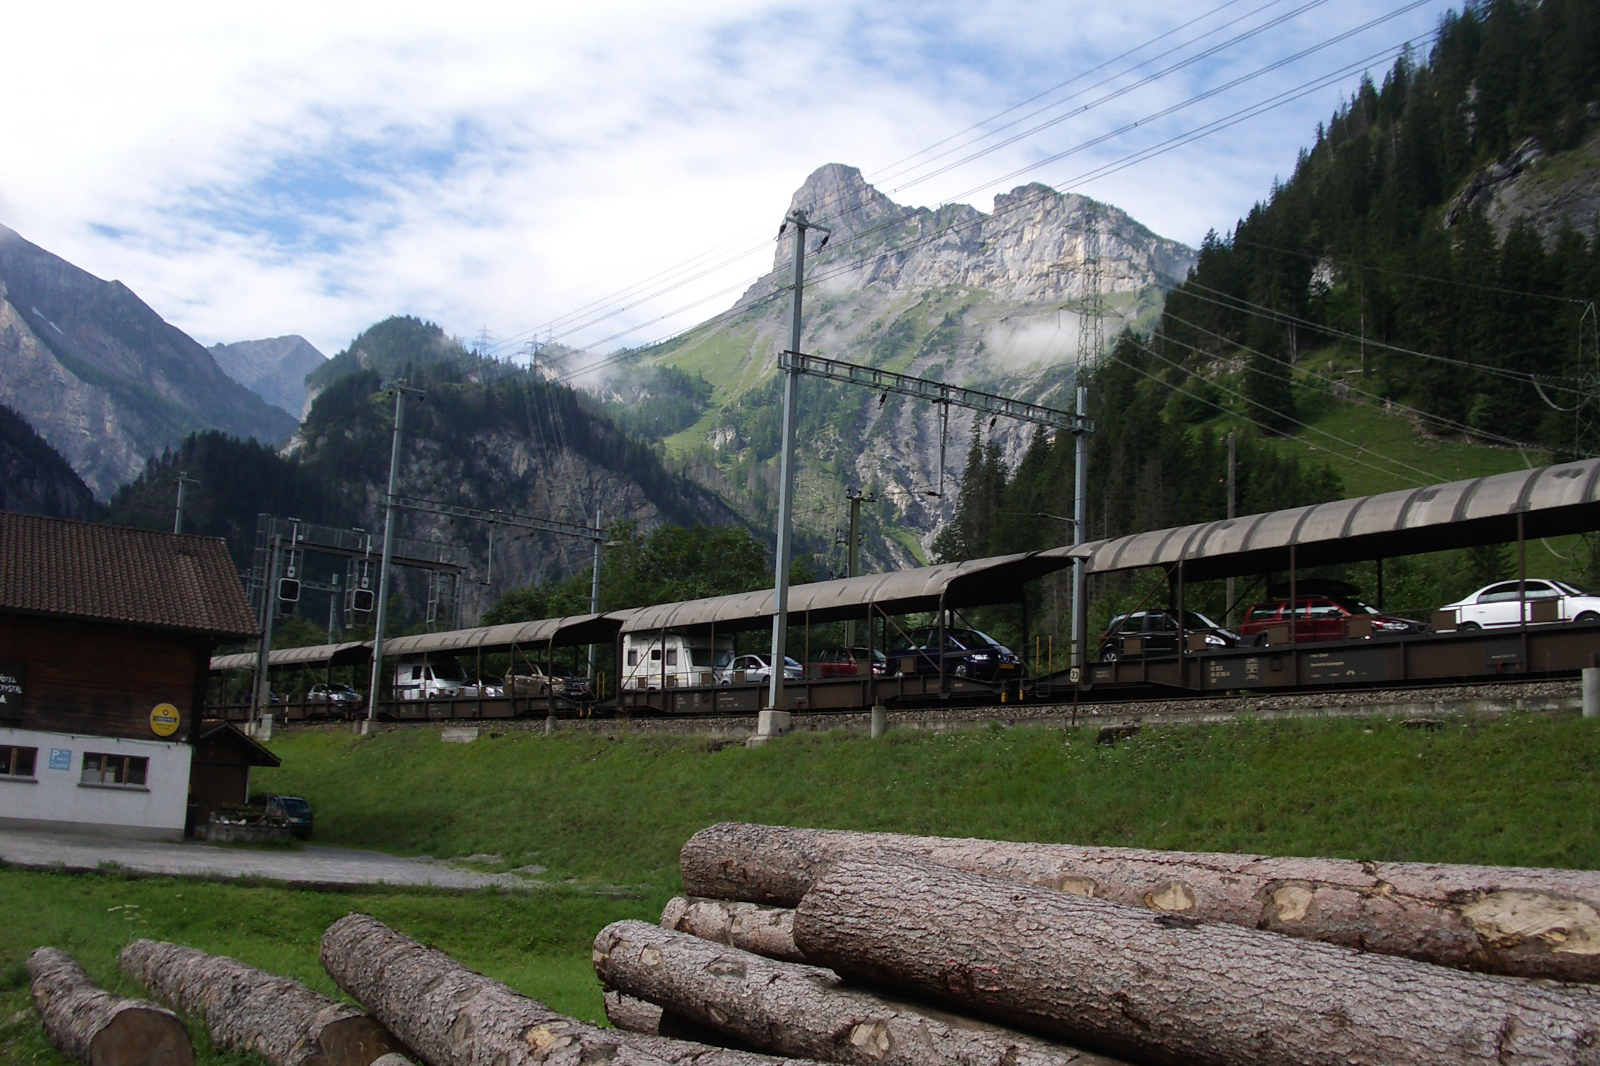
[350,588,375,613]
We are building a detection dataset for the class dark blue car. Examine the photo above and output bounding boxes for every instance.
[886,626,1022,681]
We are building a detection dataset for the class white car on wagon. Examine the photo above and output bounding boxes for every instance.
[1440,579,1600,630]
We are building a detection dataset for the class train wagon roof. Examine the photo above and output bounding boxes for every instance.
[617,552,1071,633]
[211,640,371,672]
[380,613,618,657]
[1044,459,1600,581]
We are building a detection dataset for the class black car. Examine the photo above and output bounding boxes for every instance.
[261,794,315,840]
[887,626,1023,681]
[1098,609,1239,662]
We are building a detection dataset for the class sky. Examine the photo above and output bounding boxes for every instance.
[1,0,1459,368]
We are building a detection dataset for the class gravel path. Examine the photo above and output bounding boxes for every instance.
[0,828,548,891]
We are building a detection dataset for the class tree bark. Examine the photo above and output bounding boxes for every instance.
[680,821,1600,982]
[793,852,1600,1066]
[595,919,1136,1066]
[320,912,826,1066]
[606,990,665,1035]
[28,948,193,1066]
[117,939,400,1066]
[605,991,743,1048]
[660,897,805,962]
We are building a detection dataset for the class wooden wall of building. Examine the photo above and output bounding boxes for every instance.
[0,616,210,743]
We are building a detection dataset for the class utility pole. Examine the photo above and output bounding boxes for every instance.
[173,472,198,534]
[1226,430,1237,626]
[1069,201,1102,670]
[769,208,829,711]
[589,506,603,683]
[366,384,424,727]
[327,573,341,642]
[252,534,283,731]
[843,490,874,646]
[1071,384,1089,667]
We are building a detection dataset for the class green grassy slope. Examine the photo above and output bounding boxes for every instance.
[4,714,1598,1064]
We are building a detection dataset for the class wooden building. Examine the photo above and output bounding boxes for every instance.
[0,513,260,838]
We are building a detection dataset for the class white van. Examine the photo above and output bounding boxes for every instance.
[393,657,468,700]
[621,632,733,690]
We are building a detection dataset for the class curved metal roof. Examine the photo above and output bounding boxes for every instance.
[211,640,370,672]
[618,552,1068,633]
[379,613,618,658]
[1044,459,1600,580]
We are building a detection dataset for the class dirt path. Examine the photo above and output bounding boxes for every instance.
[0,827,546,890]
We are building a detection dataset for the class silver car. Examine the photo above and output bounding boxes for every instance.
[718,654,802,685]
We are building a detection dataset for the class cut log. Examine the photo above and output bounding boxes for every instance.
[660,897,805,962]
[595,919,1136,1066]
[604,990,753,1049]
[680,821,1600,982]
[117,939,400,1066]
[793,851,1600,1066]
[320,912,828,1066]
[606,990,665,1035]
[28,947,193,1066]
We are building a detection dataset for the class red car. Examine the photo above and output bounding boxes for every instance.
[809,646,888,677]
[1240,595,1429,646]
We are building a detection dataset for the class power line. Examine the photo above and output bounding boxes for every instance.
[1112,334,1449,487]
[1159,308,1540,451]
[488,4,1440,369]
[534,28,1438,384]
[1178,279,1590,395]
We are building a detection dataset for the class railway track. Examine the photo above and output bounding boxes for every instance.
[261,677,1584,738]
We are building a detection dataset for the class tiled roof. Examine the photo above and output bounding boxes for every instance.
[0,512,260,638]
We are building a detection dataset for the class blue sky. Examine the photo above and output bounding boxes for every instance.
[1,0,1457,366]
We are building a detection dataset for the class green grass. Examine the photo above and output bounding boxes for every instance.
[5,714,1600,1064]
[1270,395,1541,499]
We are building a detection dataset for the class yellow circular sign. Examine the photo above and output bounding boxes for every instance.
[150,703,181,737]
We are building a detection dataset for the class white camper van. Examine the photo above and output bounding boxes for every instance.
[393,657,469,700]
[620,632,733,690]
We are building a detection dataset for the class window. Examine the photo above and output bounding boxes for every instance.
[81,752,148,788]
[626,649,638,667]
[665,649,678,666]
[0,745,36,778]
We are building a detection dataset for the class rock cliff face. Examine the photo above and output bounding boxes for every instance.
[1444,125,1600,246]
[662,164,1195,567]
[740,164,1193,307]
[0,224,297,499]
[210,336,326,420]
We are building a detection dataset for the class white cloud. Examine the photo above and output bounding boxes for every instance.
[0,0,1456,360]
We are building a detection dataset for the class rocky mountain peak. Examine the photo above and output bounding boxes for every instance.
[785,163,905,242]
[211,335,326,420]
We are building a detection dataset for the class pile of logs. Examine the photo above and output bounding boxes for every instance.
[26,820,1600,1066]
[597,822,1600,1066]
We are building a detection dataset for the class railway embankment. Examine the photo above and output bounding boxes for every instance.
[266,678,1584,742]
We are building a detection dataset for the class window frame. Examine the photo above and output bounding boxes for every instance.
[0,744,37,780]
[80,751,150,790]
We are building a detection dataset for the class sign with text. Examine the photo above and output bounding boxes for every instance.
[150,703,181,737]
[0,660,23,712]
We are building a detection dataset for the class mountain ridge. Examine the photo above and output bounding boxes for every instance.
[0,223,297,499]
[643,163,1195,569]
[210,335,326,420]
